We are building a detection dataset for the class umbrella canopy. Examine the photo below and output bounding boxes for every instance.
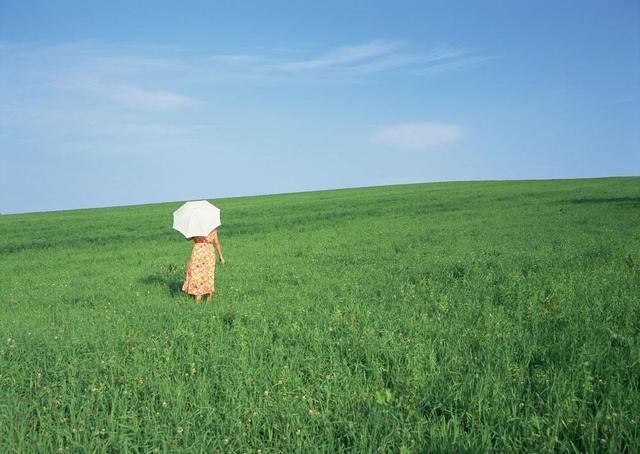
[173,200,221,238]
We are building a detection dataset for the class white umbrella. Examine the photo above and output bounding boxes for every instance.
[173,200,221,238]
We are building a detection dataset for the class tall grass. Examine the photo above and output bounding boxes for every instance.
[1,177,639,451]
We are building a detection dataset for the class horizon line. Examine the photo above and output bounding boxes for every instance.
[1,174,637,217]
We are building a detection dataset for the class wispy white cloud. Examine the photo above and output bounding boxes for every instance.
[274,42,492,76]
[1,41,486,155]
[1,40,493,88]
[113,85,201,110]
[412,54,498,75]
[348,47,469,75]
[0,98,207,154]
[43,77,201,110]
[371,122,464,150]
[280,41,401,71]
[169,41,490,78]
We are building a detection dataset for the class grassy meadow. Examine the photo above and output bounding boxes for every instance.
[1,177,639,452]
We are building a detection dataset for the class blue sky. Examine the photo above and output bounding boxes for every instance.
[1,0,639,214]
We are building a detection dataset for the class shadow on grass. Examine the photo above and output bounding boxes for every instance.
[139,275,184,296]
[564,197,640,208]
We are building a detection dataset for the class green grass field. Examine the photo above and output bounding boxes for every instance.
[1,177,639,452]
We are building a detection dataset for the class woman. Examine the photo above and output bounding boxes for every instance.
[182,228,225,303]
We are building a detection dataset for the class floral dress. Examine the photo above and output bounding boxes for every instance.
[182,230,216,296]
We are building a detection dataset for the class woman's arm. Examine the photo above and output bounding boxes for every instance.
[212,230,225,264]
